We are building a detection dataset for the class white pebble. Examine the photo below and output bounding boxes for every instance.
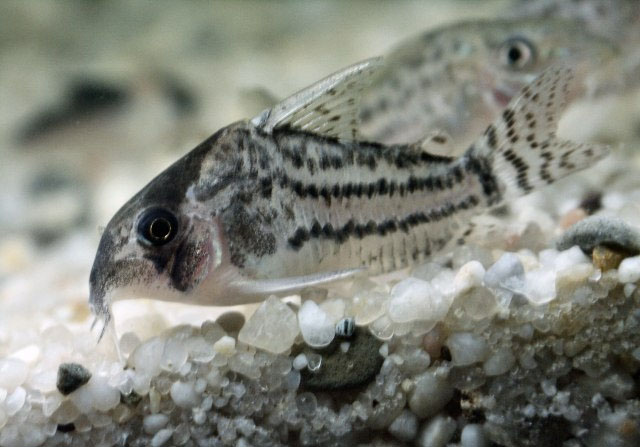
[624,283,636,297]
[388,410,418,442]
[483,348,516,376]
[484,253,525,292]
[417,415,457,447]
[461,424,487,447]
[0,359,28,391]
[9,345,40,366]
[213,335,236,355]
[238,296,299,354]
[618,256,640,283]
[454,261,485,295]
[351,290,388,325]
[4,386,26,416]
[446,332,489,366]
[298,300,335,348]
[170,380,200,408]
[151,428,174,447]
[522,268,557,305]
[72,375,120,413]
[130,337,165,378]
[409,371,453,418]
[553,246,590,271]
[292,354,308,370]
[389,278,451,323]
[161,338,188,373]
[144,414,169,434]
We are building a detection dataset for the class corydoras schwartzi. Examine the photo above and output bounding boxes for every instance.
[358,18,617,149]
[89,59,609,334]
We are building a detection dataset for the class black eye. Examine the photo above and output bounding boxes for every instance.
[499,37,536,70]
[137,208,178,246]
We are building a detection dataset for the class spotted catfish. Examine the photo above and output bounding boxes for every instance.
[89,59,608,332]
[358,18,616,150]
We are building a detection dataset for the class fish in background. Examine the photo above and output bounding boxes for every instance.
[510,0,640,96]
[509,0,640,43]
[89,58,609,334]
[357,18,617,150]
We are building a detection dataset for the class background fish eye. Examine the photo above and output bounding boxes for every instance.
[499,36,536,70]
[136,208,178,246]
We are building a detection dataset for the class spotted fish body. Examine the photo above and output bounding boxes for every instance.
[89,59,608,329]
[358,18,616,149]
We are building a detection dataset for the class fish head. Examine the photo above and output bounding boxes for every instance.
[477,18,618,107]
[89,122,251,328]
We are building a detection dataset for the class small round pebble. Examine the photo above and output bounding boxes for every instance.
[292,354,308,370]
[618,255,640,283]
[446,333,489,366]
[56,363,91,396]
[151,428,174,447]
[215,311,245,334]
[417,415,457,447]
[461,424,487,447]
[409,371,453,418]
[388,409,418,442]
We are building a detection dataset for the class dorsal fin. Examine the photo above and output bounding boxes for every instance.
[251,57,384,141]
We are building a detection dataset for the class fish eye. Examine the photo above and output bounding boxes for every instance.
[499,37,536,70]
[137,208,178,246]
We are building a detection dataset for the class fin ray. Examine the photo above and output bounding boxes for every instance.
[251,58,384,140]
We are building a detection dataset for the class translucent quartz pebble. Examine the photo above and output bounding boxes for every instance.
[185,336,215,363]
[4,386,26,416]
[409,371,453,418]
[319,299,345,324]
[170,380,200,408]
[238,296,299,354]
[351,290,388,325]
[460,424,487,447]
[454,261,485,295]
[295,392,318,417]
[388,409,418,442]
[522,268,557,305]
[71,374,120,413]
[161,338,188,373]
[388,278,450,323]
[483,348,516,376]
[143,414,169,434]
[369,315,394,340]
[0,358,28,391]
[462,287,497,320]
[298,300,335,348]
[618,255,640,283]
[119,332,141,356]
[417,415,457,447]
[292,354,308,370]
[151,428,174,447]
[130,336,165,378]
[446,332,489,366]
[484,253,525,292]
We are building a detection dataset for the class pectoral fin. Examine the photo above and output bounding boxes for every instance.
[230,267,366,296]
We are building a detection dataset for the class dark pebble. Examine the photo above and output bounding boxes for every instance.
[56,423,75,433]
[556,216,640,255]
[579,191,602,215]
[56,363,92,395]
[301,329,383,391]
[215,311,246,334]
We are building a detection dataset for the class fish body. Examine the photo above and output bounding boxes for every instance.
[358,18,617,149]
[89,59,608,327]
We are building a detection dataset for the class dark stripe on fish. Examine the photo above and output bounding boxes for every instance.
[287,194,479,250]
